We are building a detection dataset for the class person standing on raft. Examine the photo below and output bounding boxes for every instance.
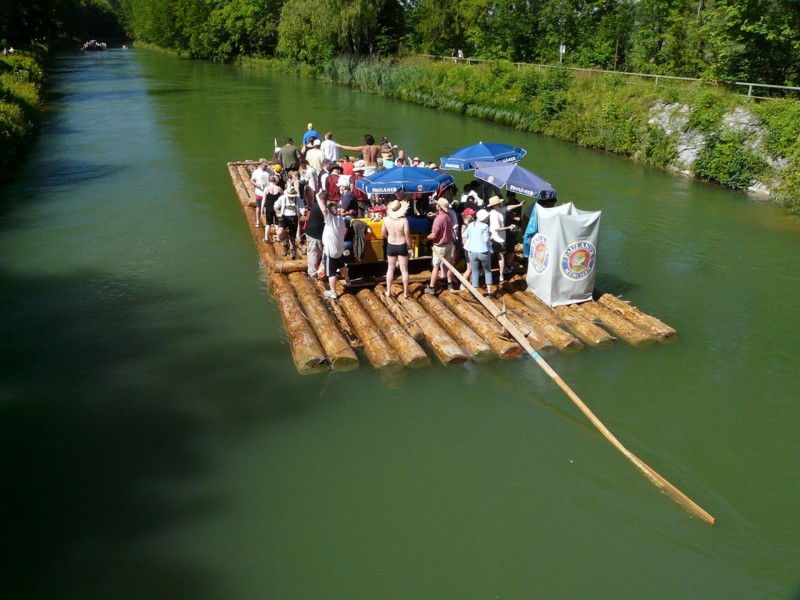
[317,191,350,299]
[336,134,380,176]
[383,197,412,299]
[424,197,455,294]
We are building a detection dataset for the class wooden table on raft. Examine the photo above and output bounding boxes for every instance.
[227,160,678,374]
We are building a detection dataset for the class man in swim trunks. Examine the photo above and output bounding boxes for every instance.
[383,197,412,299]
[337,134,380,175]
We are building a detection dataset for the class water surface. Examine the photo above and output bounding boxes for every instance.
[1,49,799,599]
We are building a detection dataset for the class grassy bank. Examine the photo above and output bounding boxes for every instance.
[0,44,47,181]
[241,55,800,215]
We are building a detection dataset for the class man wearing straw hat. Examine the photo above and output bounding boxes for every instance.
[383,198,412,299]
[424,197,455,294]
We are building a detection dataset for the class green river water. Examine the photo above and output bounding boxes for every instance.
[1,49,799,599]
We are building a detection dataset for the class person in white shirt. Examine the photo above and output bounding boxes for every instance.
[320,131,339,163]
[317,190,350,299]
[274,181,306,259]
[250,158,273,226]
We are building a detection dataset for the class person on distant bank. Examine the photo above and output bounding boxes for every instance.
[383,198,412,299]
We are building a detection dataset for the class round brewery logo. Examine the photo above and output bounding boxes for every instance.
[486,175,495,184]
[416,184,424,192]
[529,234,550,273]
[560,240,596,280]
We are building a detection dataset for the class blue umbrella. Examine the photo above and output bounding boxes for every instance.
[473,161,557,199]
[355,166,455,194]
[439,142,527,171]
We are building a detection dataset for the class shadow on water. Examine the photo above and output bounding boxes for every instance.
[0,267,315,599]
[36,159,126,187]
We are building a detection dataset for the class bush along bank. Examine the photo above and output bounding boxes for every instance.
[0,44,47,181]
[242,55,800,216]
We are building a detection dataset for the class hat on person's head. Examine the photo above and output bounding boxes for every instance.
[313,139,321,146]
[412,157,420,163]
[353,159,366,172]
[322,158,332,167]
[381,136,388,143]
[258,158,268,166]
[338,175,352,189]
[386,198,409,219]
[462,207,476,217]
[476,208,490,223]
[272,164,282,173]
[436,197,451,211]
[286,184,299,197]
[427,163,438,169]
[488,195,504,207]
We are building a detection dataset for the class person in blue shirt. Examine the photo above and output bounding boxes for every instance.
[302,122,319,146]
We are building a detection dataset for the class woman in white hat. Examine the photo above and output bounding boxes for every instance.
[383,198,412,298]
[463,208,494,296]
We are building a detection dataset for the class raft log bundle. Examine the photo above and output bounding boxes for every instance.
[228,161,677,374]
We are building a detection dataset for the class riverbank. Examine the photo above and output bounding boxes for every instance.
[240,54,800,216]
[0,44,47,182]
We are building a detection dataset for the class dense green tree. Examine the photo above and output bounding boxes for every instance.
[276,0,403,63]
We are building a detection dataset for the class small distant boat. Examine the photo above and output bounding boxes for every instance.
[82,40,107,51]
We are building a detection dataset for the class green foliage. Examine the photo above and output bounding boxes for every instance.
[774,161,800,215]
[754,99,800,158]
[641,125,678,167]
[693,131,768,189]
[0,46,46,180]
[686,91,726,133]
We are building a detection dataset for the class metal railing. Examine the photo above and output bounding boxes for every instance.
[415,54,800,99]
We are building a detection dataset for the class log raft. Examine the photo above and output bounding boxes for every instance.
[228,160,679,374]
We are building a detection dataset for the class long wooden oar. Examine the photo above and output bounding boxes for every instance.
[435,250,715,524]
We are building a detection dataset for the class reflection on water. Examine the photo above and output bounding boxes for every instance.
[1,48,799,600]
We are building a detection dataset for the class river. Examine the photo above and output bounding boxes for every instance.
[1,48,799,599]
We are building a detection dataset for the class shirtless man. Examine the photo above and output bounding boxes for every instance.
[337,134,380,175]
[383,195,412,299]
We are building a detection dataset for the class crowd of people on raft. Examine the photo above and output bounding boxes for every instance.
[250,123,554,300]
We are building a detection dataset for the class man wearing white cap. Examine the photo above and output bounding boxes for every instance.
[305,138,324,171]
[424,197,455,294]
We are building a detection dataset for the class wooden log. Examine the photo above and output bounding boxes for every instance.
[337,294,402,370]
[512,286,616,348]
[417,291,494,362]
[267,273,328,375]
[574,301,657,346]
[500,293,583,353]
[237,165,257,206]
[509,288,566,327]
[273,259,308,274]
[439,291,522,359]
[552,304,616,347]
[287,272,359,371]
[398,286,468,365]
[356,289,430,368]
[310,278,362,349]
[596,293,677,341]
[483,295,556,354]
[228,163,251,208]
[374,284,425,341]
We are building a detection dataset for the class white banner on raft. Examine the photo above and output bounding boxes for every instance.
[526,202,602,307]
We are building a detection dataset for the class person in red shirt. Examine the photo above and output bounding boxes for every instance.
[424,197,455,294]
